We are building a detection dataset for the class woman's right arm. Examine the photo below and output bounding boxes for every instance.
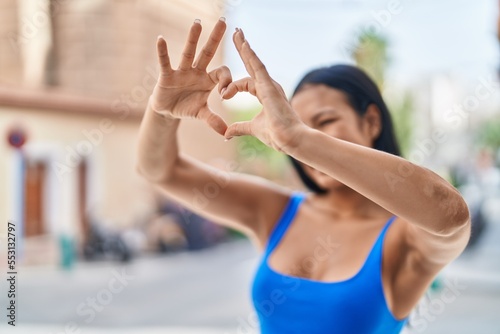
[136,18,291,244]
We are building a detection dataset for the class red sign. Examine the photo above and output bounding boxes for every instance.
[7,126,27,149]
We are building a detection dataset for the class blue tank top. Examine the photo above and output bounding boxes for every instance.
[251,191,409,333]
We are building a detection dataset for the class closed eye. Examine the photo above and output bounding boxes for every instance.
[318,118,337,127]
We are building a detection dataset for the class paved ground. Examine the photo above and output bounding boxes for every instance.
[1,219,499,334]
[0,238,259,333]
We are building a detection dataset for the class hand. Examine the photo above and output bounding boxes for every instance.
[151,18,232,135]
[222,28,305,152]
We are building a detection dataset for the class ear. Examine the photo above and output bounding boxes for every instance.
[362,104,382,141]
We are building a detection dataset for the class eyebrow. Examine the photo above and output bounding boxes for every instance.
[310,110,338,124]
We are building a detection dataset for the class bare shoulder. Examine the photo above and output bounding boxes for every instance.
[250,188,302,250]
[382,216,470,319]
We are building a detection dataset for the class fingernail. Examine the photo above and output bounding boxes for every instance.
[220,88,227,100]
[194,19,201,24]
[224,137,232,142]
[235,27,239,32]
[219,17,226,22]
[157,35,163,40]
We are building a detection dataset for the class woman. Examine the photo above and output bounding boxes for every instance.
[136,17,471,334]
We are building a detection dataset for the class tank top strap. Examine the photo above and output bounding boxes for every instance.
[363,214,398,272]
[379,215,397,240]
[264,191,307,257]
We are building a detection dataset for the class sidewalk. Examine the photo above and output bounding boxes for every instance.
[1,229,499,334]
[0,326,234,334]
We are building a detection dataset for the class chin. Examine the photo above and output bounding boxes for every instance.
[304,167,346,191]
[316,175,345,191]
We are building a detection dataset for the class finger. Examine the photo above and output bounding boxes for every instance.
[232,28,254,78]
[197,106,228,136]
[157,36,172,74]
[208,65,232,96]
[194,17,226,70]
[233,28,271,82]
[224,121,253,139]
[222,77,256,100]
[179,20,202,70]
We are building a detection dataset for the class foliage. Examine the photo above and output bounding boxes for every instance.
[475,118,500,150]
[387,92,415,158]
[230,108,288,177]
[350,28,389,89]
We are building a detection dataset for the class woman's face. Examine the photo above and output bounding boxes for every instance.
[290,84,381,190]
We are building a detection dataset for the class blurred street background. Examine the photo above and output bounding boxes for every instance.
[1,0,500,333]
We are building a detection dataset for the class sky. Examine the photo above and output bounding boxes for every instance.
[222,0,499,109]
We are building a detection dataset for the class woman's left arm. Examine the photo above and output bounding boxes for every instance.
[285,126,471,270]
[224,28,471,268]
[289,127,470,234]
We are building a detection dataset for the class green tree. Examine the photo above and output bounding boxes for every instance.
[350,28,389,89]
[386,92,414,157]
[230,107,288,178]
[350,28,414,157]
[475,118,500,150]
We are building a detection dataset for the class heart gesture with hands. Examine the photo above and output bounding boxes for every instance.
[151,18,305,153]
[222,28,305,152]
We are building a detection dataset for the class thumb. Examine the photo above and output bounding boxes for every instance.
[198,106,228,136]
[224,121,253,140]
